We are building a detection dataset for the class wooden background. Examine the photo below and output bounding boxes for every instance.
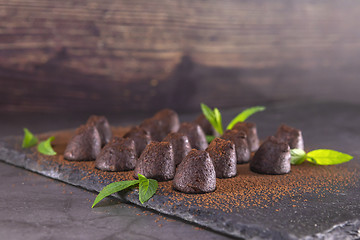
[1,0,360,114]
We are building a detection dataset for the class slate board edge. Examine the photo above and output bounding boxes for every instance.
[0,137,357,240]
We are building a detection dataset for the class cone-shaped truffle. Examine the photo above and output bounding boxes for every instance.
[177,122,208,150]
[134,141,175,181]
[250,136,291,175]
[232,122,260,152]
[206,138,237,178]
[140,109,180,141]
[95,137,137,171]
[173,149,216,193]
[153,108,180,135]
[193,114,219,137]
[275,124,304,150]
[64,124,101,161]
[123,126,151,157]
[221,129,251,164]
[163,132,192,166]
[139,118,162,141]
[86,115,112,146]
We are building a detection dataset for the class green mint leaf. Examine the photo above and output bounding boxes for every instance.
[306,149,353,165]
[306,156,317,164]
[201,103,215,121]
[213,108,223,135]
[138,174,158,204]
[226,106,266,130]
[37,136,57,156]
[201,103,220,135]
[290,149,307,165]
[92,180,139,208]
[22,128,38,148]
[206,135,216,143]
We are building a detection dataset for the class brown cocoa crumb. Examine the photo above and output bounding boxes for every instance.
[30,127,359,214]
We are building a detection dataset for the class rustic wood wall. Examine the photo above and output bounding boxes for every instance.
[1,0,360,114]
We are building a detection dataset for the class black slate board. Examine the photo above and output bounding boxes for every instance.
[1,102,360,240]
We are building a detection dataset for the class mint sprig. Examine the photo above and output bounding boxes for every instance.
[290,149,353,165]
[22,128,57,156]
[92,174,158,208]
[37,136,57,156]
[290,149,307,165]
[201,103,223,135]
[201,103,265,141]
[138,174,158,204]
[22,128,38,148]
[226,106,266,130]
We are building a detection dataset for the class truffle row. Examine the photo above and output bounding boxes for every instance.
[63,109,305,193]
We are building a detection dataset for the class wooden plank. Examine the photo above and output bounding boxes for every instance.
[1,0,360,113]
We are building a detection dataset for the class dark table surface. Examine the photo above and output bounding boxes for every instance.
[1,101,359,240]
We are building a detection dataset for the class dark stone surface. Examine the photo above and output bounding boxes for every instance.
[0,102,360,239]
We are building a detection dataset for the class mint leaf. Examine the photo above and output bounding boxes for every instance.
[206,135,216,143]
[138,174,158,204]
[201,103,224,135]
[290,149,307,165]
[226,106,266,130]
[306,149,353,165]
[22,128,38,148]
[37,136,57,156]
[92,180,139,208]
[201,103,215,122]
[213,108,223,135]
[201,103,218,131]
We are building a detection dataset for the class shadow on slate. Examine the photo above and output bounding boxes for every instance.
[0,102,360,240]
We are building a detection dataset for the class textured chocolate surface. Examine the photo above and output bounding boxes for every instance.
[173,149,216,193]
[221,129,251,164]
[86,115,112,146]
[233,122,260,152]
[178,122,208,150]
[139,118,163,142]
[163,132,191,166]
[206,138,237,178]
[134,141,175,181]
[123,126,151,157]
[275,124,304,150]
[250,136,291,175]
[95,137,137,171]
[140,109,180,141]
[63,124,101,161]
[153,108,180,135]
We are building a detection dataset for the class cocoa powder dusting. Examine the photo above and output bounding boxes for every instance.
[33,128,359,214]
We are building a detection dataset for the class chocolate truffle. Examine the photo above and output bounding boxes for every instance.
[86,115,112,146]
[140,109,180,141]
[153,108,180,134]
[95,137,137,171]
[250,136,291,175]
[173,149,216,193]
[232,122,260,152]
[275,124,304,150]
[163,132,192,166]
[193,114,219,137]
[221,129,251,164]
[134,141,175,181]
[177,122,208,150]
[123,126,151,157]
[64,124,101,161]
[139,118,162,141]
[206,138,237,178]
